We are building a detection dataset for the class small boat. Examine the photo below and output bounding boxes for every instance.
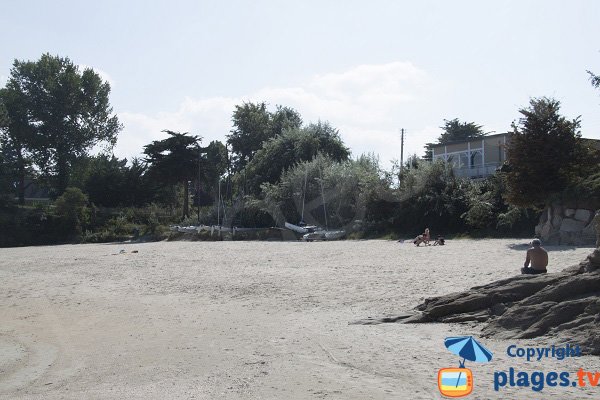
[302,229,345,241]
[284,167,346,241]
[284,222,318,234]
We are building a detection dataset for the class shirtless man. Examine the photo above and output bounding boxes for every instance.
[521,238,548,274]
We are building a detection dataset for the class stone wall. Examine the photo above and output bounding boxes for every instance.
[534,203,598,245]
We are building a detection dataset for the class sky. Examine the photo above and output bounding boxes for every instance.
[2,0,600,170]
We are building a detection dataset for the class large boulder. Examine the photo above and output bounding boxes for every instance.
[535,204,597,245]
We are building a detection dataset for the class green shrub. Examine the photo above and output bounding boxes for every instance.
[54,187,90,238]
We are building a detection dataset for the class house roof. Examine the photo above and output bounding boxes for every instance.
[428,132,510,149]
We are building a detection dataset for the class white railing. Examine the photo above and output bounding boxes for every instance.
[453,163,500,179]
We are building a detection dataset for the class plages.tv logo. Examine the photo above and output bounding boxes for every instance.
[438,336,493,398]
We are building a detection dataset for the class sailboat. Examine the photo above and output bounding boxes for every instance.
[284,167,345,241]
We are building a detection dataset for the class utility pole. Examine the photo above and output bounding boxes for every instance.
[400,128,404,169]
[197,145,202,224]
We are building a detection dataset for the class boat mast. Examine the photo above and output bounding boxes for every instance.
[320,168,328,231]
[217,178,221,226]
[301,168,307,223]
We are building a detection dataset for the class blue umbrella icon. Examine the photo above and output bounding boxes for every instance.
[444,336,493,387]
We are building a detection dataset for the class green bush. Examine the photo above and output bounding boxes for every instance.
[54,187,89,237]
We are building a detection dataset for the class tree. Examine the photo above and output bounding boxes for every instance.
[0,87,35,204]
[204,140,229,188]
[588,69,600,89]
[243,121,350,195]
[55,187,89,237]
[0,144,15,206]
[437,119,486,143]
[394,159,472,234]
[260,154,388,228]
[81,155,129,207]
[6,54,122,194]
[144,130,201,218]
[227,102,302,171]
[424,118,487,160]
[193,140,229,207]
[504,97,585,207]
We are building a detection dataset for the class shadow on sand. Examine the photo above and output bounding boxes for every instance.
[507,242,596,251]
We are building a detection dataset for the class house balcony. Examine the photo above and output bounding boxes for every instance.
[452,162,501,179]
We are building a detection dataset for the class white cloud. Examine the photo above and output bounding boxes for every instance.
[114,61,444,167]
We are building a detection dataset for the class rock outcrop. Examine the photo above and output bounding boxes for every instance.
[535,204,597,245]
[409,256,600,354]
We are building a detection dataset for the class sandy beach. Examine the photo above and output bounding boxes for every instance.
[1,239,599,399]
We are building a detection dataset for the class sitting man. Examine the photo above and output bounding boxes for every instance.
[521,238,548,274]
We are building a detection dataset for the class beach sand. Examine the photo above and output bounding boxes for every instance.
[1,239,599,399]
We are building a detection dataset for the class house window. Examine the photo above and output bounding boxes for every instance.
[470,150,483,168]
[459,152,469,169]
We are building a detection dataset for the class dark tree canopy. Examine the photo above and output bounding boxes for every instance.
[194,140,229,207]
[203,140,229,185]
[588,69,600,89]
[424,118,487,160]
[243,121,350,195]
[0,87,34,203]
[144,130,201,217]
[437,119,486,144]
[504,97,586,208]
[77,155,152,208]
[0,99,8,128]
[227,102,302,171]
[5,54,122,194]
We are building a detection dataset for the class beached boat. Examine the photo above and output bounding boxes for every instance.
[284,167,346,241]
[301,229,346,241]
[284,222,345,241]
[284,222,317,234]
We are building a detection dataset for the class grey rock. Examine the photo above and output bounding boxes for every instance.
[574,209,592,222]
[560,218,586,233]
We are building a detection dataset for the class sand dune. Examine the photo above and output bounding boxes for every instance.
[1,239,599,399]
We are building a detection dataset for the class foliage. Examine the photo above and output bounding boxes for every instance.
[0,98,8,128]
[243,121,350,195]
[0,86,36,204]
[588,69,600,89]
[89,155,150,207]
[0,205,65,247]
[424,118,487,160]
[5,54,122,194]
[503,97,592,208]
[227,102,302,171]
[260,154,390,229]
[54,187,89,236]
[195,140,229,206]
[204,140,229,184]
[560,171,600,208]
[437,118,487,143]
[144,130,202,218]
[461,174,539,235]
[0,148,16,207]
[394,160,471,234]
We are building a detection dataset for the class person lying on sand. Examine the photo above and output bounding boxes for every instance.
[521,238,548,274]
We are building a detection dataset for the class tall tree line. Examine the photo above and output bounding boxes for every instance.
[0,53,121,200]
